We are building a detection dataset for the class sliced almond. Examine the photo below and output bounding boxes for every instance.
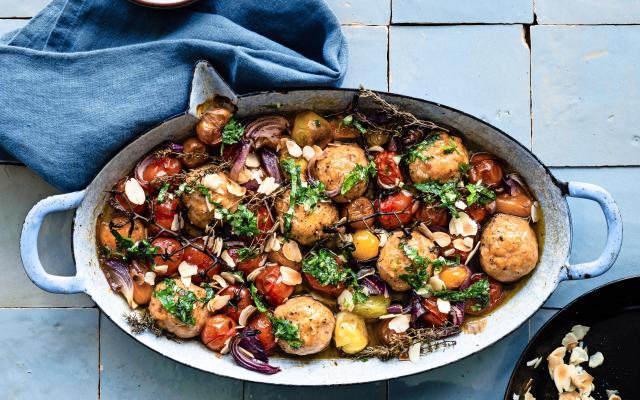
[170,214,181,231]
[453,238,473,252]
[378,314,400,320]
[367,145,384,153]
[257,176,279,195]
[418,223,435,240]
[280,266,302,285]
[436,298,451,313]
[143,271,156,286]
[570,369,594,395]
[569,346,589,365]
[154,264,168,274]
[443,248,455,257]
[454,200,467,210]
[211,274,228,289]
[588,352,603,368]
[286,139,302,158]
[547,346,567,377]
[465,240,482,265]
[571,325,590,341]
[428,275,446,291]
[282,240,302,262]
[245,152,261,168]
[526,356,543,369]
[207,294,231,312]
[238,305,257,326]
[562,332,579,350]
[220,250,236,268]
[221,271,243,283]
[246,266,265,282]
[523,389,536,400]
[302,145,316,161]
[378,231,388,247]
[124,178,146,205]
[460,213,478,237]
[337,290,355,312]
[393,155,403,165]
[180,276,192,288]
[432,231,451,247]
[531,201,540,223]
[388,314,411,333]
[449,217,464,236]
[227,182,246,197]
[553,364,574,393]
[220,337,233,355]
[408,342,421,363]
[212,237,223,256]
[201,173,223,190]
[178,261,198,277]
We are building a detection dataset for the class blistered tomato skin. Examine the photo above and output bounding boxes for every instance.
[220,285,253,322]
[201,315,237,352]
[465,273,505,316]
[374,151,403,188]
[248,313,277,353]
[256,206,275,236]
[439,265,471,289]
[151,237,184,276]
[183,242,219,284]
[150,196,180,235]
[255,265,294,306]
[469,154,504,188]
[182,137,208,169]
[415,203,449,227]
[142,157,182,187]
[375,191,417,230]
[421,297,449,327]
[341,197,376,230]
[227,247,262,275]
[351,230,380,261]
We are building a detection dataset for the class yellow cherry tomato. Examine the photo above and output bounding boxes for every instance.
[334,312,368,354]
[351,230,380,260]
[439,266,471,289]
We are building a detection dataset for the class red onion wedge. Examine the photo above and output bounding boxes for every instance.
[450,302,465,327]
[104,259,135,308]
[245,116,288,150]
[258,149,282,183]
[229,142,252,182]
[230,330,281,375]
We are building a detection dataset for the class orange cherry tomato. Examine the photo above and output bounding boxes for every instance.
[374,191,417,230]
[142,156,182,187]
[255,265,294,306]
[151,237,184,276]
[220,284,253,322]
[113,178,147,214]
[465,273,504,316]
[374,151,403,188]
[421,297,449,327]
[201,315,237,352]
[247,313,277,353]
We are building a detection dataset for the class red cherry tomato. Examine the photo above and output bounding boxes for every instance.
[201,315,237,352]
[415,203,449,227]
[256,206,274,235]
[469,154,503,188]
[255,265,294,306]
[151,238,184,276]
[113,178,147,214]
[421,297,449,327]
[465,273,504,316]
[374,191,417,230]
[374,151,403,188]
[150,196,180,235]
[466,203,489,224]
[142,156,182,187]
[304,273,346,298]
[220,284,253,322]
[184,242,220,285]
[226,247,262,276]
[247,313,277,353]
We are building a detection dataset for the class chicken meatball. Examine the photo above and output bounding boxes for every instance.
[98,216,147,251]
[408,133,470,184]
[148,279,209,338]
[273,296,336,356]
[313,144,369,202]
[479,213,539,283]
[182,171,245,229]
[275,190,339,246]
[377,230,437,291]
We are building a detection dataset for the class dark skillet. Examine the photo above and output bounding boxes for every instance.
[504,276,640,399]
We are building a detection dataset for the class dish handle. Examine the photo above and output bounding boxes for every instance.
[561,182,623,281]
[20,190,86,294]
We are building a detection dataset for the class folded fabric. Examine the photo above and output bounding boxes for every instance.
[0,0,347,191]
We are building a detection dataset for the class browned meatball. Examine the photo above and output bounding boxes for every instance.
[275,190,339,246]
[408,133,470,184]
[313,144,370,203]
[479,214,539,283]
[377,230,437,291]
[148,279,209,338]
[273,296,336,356]
[182,172,245,229]
[98,216,147,250]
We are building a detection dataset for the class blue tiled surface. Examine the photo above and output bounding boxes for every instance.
[1,1,639,399]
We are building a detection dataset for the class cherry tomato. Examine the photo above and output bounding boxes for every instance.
[184,242,220,285]
[340,197,376,230]
[374,191,417,230]
[201,315,237,352]
[465,273,504,316]
[182,137,208,169]
[151,238,184,276]
[255,265,294,306]
[256,206,274,236]
[227,247,262,276]
[113,178,147,214]
[415,203,449,227]
[466,203,490,223]
[247,313,277,353]
[374,151,403,188]
[150,196,180,235]
[220,284,253,322]
[142,156,182,187]
[304,273,346,298]
[377,318,407,346]
[469,154,503,188]
[421,297,449,327]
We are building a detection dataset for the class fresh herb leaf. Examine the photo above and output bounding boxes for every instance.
[226,205,260,237]
[153,279,201,326]
[413,180,462,217]
[352,286,369,304]
[280,159,327,235]
[174,181,194,197]
[342,114,353,126]
[341,114,366,133]
[433,279,490,307]
[110,230,159,261]
[340,161,376,195]
[353,120,367,134]
[302,249,350,287]
[249,283,268,313]
[465,182,496,207]
[270,316,303,349]
[313,119,321,128]
[221,116,244,148]
[237,247,259,262]
[157,183,170,204]
[403,134,440,164]
[430,255,461,275]
[399,242,431,290]
[458,163,470,174]
[442,138,460,155]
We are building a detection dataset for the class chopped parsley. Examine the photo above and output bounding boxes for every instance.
[153,279,202,326]
[433,279,490,311]
[249,283,268,313]
[174,181,194,197]
[156,183,170,204]
[302,249,351,287]
[270,316,303,349]
[458,163,470,174]
[403,134,440,164]
[237,247,259,262]
[352,286,369,304]
[110,229,159,261]
[413,180,462,217]
[399,242,431,290]
[341,114,367,134]
[340,160,376,195]
[225,205,261,237]
[280,159,327,235]
[221,116,244,151]
[465,182,496,207]
[442,137,460,155]
[430,255,461,276]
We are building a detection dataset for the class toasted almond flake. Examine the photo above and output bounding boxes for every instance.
[202,173,223,190]
[245,152,261,168]
[432,231,451,247]
[378,314,400,320]
[562,332,579,350]
[211,274,228,288]
[143,271,156,285]
[465,240,481,265]
[178,261,198,277]
[553,364,574,393]
[154,264,168,274]
[250,168,264,183]
[227,182,246,197]
[378,231,388,247]
[408,342,421,363]
[531,201,540,223]
[264,234,277,253]
[460,214,478,236]
[571,325,590,341]
[213,237,223,256]
[206,197,216,213]
[393,155,403,165]
[418,223,435,240]
[388,314,411,333]
[609,395,621,400]
[462,318,487,335]
[428,275,446,291]
[367,145,384,153]
[443,248,455,257]
[523,390,536,400]
[286,139,302,157]
[180,276,191,288]
[526,356,543,369]
[454,200,467,210]
[124,178,146,205]
[257,176,279,195]
[238,305,257,326]
[436,298,451,313]
[280,266,302,285]
[221,271,243,283]
[570,346,589,365]
[282,240,302,262]
[207,294,231,312]
[170,214,180,231]
[337,290,355,312]
[606,390,620,400]
[235,167,252,184]
[247,266,265,282]
[220,337,232,354]
[547,347,567,377]
[453,238,473,252]
[558,393,580,400]
[588,352,603,368]
[570,369,594,395]
[449,217,463,236]
[302,145,316,160]
[220,250,236,268]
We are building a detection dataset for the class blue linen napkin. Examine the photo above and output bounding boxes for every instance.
[0,0,348,191]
